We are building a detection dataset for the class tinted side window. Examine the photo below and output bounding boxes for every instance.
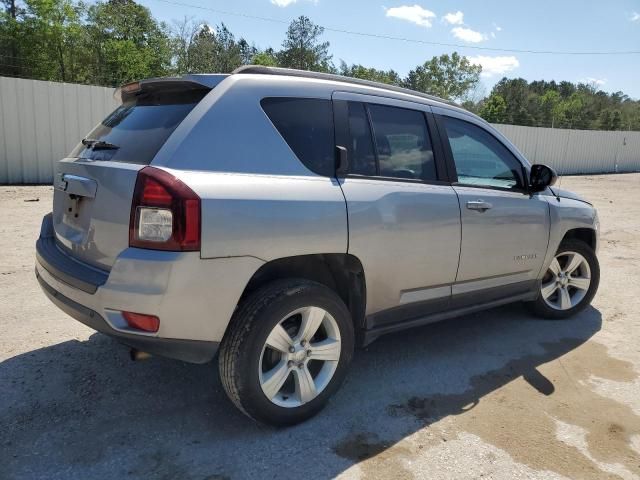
[442,116,524,189]
[261,98,335,176]
[368,104,437,181]
[347,102,376,176]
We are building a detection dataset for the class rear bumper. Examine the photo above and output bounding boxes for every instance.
[35,214,264,363]
[36,269,218,363]
[36,215,108,294]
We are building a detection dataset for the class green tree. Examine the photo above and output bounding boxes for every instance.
[0,0,87,82]
[278,15,332,72]
[0,0,21,77]
[27,0,88,81]
[491,78,535,125]
[403,52,481,101]
[252,49,278,66]
[210,23,244,72]
[171,17,205,74]
[557,93,584,128]
[172,20,255,74]
[85,0,172,85]
[338,61,401,85]
[479,94,507,123]
[611,110,622,130]
[238,38,257,65]
[187,24,217,73]
[597,109,612,130]
[558,81,576,99]
[539,90,561,127]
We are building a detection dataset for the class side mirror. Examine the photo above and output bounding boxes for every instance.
[335,145,348,177]
[529,164,558,192]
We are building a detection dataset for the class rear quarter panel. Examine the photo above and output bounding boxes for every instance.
[170,170,348,260]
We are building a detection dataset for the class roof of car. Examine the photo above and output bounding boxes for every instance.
[232,65,459,108]
[119,67,465,114]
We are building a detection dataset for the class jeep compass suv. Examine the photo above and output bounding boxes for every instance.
[35,66,600,425]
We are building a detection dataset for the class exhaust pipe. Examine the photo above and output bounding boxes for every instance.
[130,349,152,361]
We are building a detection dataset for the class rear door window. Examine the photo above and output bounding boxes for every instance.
[367,104,437,181]
[261,98,335,177]
[70,89,207,165]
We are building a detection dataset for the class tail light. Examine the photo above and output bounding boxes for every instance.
[129,167,200,251]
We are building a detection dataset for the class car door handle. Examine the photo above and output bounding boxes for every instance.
[466,200,492,211]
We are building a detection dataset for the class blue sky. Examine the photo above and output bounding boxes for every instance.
[139,0,640,98]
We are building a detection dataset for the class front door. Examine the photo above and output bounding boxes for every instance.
[436,112,550,297]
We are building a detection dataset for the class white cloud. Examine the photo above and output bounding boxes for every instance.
[443,11,464,25]
[490,31,496,38]
[468,55,520,77]
[385,5,437,28]
[582,77,607,87]
[451,26,487,43]
[271,0,318,6]
[631,12,640,22]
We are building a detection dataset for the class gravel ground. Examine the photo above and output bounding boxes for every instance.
[1,174,639,480]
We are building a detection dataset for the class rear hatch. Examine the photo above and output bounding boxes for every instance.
[52,79,214,270]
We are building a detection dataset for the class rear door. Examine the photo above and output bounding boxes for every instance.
[333,92,461,327]
[53,83,210,270]
[434,109,550,299]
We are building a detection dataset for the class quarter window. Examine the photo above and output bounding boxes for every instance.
[442,116,524,190]
[261,98,335,177]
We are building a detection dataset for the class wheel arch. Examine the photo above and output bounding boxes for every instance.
[561,227,597,251]
[237,253,367,338]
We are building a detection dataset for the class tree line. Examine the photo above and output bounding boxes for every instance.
[473,79,640,130]
[1,0,638,130]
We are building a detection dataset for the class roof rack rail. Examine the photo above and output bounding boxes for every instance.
[232,65,458,107]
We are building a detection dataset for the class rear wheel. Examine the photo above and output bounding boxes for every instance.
[528,240,600,319]
[219,279,354,426]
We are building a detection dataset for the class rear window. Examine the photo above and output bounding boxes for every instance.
[70,89,208,165]
[261,97,335,176]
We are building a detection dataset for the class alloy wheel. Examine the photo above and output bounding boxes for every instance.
[259,306,341,408]
[541,250,591,310]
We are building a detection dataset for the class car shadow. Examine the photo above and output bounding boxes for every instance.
[1,304,603,479]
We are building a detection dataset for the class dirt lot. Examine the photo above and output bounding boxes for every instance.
[1,174,639,480]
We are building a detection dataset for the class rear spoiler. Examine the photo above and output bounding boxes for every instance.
[114,74,229,103]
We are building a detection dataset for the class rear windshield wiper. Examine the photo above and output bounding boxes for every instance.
[81,138,120,150]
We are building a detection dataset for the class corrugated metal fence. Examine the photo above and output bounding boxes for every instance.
[1,76,639,183]
[0,76,118,184]
[494,124,640,175]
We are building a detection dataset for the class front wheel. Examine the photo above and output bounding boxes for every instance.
[527,239,600,319]
[218,279,354,426]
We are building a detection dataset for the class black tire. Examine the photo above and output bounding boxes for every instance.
[218,279,354,426]
[527,239,600,320]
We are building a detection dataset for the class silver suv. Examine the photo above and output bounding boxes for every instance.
[35,66,600,425]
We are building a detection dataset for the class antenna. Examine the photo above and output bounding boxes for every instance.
[557,128,572,190]
[553,128,571,201]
